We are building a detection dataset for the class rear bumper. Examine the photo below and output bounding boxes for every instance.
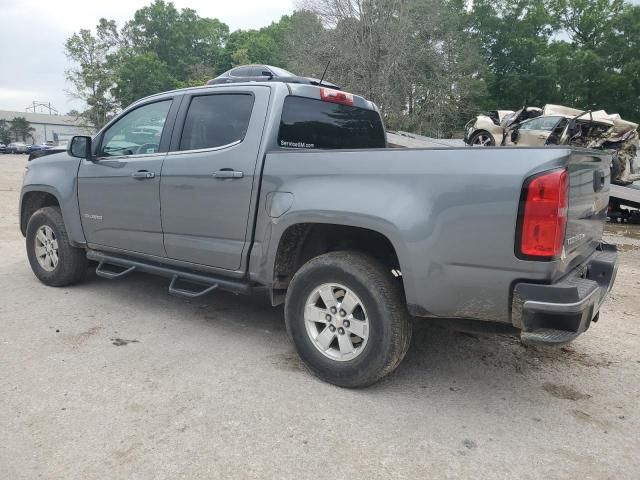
[511,244,618,344]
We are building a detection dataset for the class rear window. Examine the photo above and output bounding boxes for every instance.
[278,96,386,149]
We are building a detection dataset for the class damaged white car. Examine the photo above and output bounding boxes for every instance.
[464,105,640,186]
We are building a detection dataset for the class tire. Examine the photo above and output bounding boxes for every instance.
[285,251,412,387]
[26,206,88,287]
[468,131,495,147]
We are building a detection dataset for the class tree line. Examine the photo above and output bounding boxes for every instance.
[65,0,640,138]
[0,118,34,144]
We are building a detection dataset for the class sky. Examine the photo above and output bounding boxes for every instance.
[0,0,295,114]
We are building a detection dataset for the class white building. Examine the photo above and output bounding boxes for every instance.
[0,110,93,145]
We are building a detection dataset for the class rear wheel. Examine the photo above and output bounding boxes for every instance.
[26,206,88,286]
[469,131,495,147]
[285,251,412,387]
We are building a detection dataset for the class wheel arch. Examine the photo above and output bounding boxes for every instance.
[20,188,61,236]
[270,222,405,306]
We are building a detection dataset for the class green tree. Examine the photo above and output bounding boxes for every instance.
[467,0,640,123]
[112,52,176,108]
[9,117,35,142]
[0,120,12,145]
[290,1,486,137]
[550,0,640,120]
[222,15,293,69]
[467,0,556,109]
[122,0,228,81]
[64,19,119,129]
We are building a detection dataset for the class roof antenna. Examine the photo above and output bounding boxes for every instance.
[319,59,331,86]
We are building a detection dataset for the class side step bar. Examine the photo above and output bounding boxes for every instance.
[87,250,252,298]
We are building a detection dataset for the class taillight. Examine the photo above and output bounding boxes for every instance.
[517,168,568,260]
[320,87,354,106]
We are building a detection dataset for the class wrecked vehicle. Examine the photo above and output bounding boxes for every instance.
[463,108,542,146]
[464,105,640,186]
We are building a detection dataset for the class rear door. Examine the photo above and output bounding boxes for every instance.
[78,98,178,257]
[160,86,270,270]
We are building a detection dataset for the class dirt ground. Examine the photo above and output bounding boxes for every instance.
[1,154,639,479]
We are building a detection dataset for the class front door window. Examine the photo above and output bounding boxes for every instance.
[99,100,172,157]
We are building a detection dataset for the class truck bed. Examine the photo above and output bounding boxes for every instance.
[257,146,610,324]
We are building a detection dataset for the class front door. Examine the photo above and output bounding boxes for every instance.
[160,86,270,271]
[511,116,562,146]
[78,99,175,257]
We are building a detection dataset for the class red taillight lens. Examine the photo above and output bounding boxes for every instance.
[320,87,354,106]
[518,169,568,259]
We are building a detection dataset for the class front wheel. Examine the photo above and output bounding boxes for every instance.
[26,206,88,286]
[469,131,496,147]
[285,251,412,387]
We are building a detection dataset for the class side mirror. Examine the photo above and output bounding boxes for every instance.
[261,70,274,79]
[67,136,92,159]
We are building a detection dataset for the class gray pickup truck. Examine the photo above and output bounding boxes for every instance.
[20,82,618,387]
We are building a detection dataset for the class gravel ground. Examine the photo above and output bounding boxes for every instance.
[1,154,639,479]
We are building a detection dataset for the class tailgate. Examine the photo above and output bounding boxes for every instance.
[561,149,610,274]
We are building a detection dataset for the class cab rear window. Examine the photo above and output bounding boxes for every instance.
[278,96,386,149]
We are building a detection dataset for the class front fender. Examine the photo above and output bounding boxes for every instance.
[21,153,85,245]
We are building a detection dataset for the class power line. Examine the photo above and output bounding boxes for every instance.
[24,101,59,115]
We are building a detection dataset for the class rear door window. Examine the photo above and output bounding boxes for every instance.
[178,94,254,151]
[520,116,562,131]
[278,96,386,149]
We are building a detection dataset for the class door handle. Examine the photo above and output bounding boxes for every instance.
[131,170,155,179]
[213,169,243,179]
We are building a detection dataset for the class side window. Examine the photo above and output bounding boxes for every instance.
[178,94,254,151]
[252,66,269,76]
[230,67,252,77]
[99,100,172,157]
[520,116,561,131]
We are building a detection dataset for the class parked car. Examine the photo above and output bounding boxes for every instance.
[26,144,51,154]
[464,105,640,186]
[6,142,28,154]
[0,143,6,153]
[20,82,617,387]
[28,145,65,162]
[207,64,340,89]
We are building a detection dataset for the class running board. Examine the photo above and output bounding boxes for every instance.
[169,274,219,298]
[96,262,136,280]
[87,250,252,298]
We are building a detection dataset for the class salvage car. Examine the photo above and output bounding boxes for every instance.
[464,108,542,146]
[20,82,617,387]
[207,64,340,89]
[464,105,640,186]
